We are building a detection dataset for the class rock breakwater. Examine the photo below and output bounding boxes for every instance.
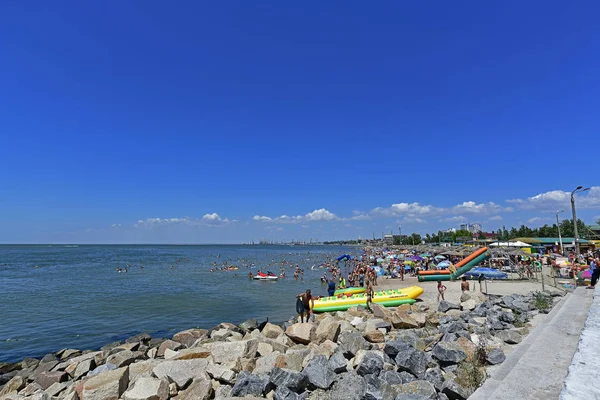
[0,290,563,400]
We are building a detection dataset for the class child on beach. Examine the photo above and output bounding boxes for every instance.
[461,276,470,292]
[437,281,447,301]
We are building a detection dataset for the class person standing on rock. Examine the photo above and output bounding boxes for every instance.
[296,289,314,323]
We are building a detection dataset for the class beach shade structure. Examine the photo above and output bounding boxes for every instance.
[434,255,446,260]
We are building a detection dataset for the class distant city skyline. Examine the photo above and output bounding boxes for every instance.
[1,2,599,243]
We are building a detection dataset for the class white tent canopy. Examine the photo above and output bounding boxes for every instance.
[489,241,532,247]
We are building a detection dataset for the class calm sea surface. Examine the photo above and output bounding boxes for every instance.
[0,244,355,363]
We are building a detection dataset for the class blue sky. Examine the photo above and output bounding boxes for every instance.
[0,1,599,243]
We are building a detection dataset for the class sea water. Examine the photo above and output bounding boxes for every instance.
[0,244,354,363]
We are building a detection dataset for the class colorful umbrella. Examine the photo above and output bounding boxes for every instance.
[577,270,592,279]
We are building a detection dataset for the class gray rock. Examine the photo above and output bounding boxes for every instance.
[45,381,68,397]
[495,329,522,344]
[394,348,429,378]
[59,349,81,360]
[380,370,415,385]
[395,380,437,400]
[231,371,273,397]
[106,350,142,368]
[172,329,207,348]
[157,340,184,357]
[33,371,68,390]
[175,378,213,400]
[214,384,232,399]
[0,376,25,396]
[393,395,432,400]
[269,367,308,393]
[486,347,506,365]
[328,372,366,400]
[240,318,259,332]
[152,359,209,389]
[364,374,397,400]
[82,366,129,400]
[125,333,151,345]
[328,350,347,373]
[439,321,468,334]
[423,368,444,391]
[73,358,96,380]
[122,376,169,400]
[438,301,460,313]
[200,339,259,364]
[432,342,467,364]
[383,339,413,359]
[338,331,371,358]
[41,353,58,363]
[304,355,336,390]
[274,385,304,400]
[499,311,515,323]
[88,363,117,377]
[314,316,341,344]
[356,351,383,377]
[21,358,40,370]
[206,362,236,384]
[254,351,283,376]
[441,379,471,400]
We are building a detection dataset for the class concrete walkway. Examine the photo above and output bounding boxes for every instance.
[470,287,594,400]
[560,285,600,399]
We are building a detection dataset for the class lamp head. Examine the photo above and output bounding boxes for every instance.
[576,186,583,190]
[583,187,590,192]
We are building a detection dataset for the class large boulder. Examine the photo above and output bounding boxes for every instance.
[432,342,467,364]
[486,347,506,365]
[262,323,285,339]
[338,331,372,358]
[239,319,258,332]
[82,366,129,400]
[157,340,184,357]
[328,350,348,374]
[455,337,477,361]
[173,329,207,348]
[206,362,236,384]
[355,351,383,377]
[364,374,398,400]
[460,292,487,303]
[285,323,315,345]
[33,371,68,390]
[269,367,308,393]
[200,339,258,364]
[390,312,420,329]
[0,376,25,396]
[128,359,162,384]
[422,368,444,391]
[395,380,437,400]
[314,317,341,344]
[122,376,168,400]
[253,351,284,376]
[282,348,310,372]
[460,299,477,311]
[383,339,413,359]
[442,379,471,400]
[438,301,461,313]
[151,359,209,389]
[169,348,211,361]
[106,350,143,368]
[495,330,523,344]
[273,386,304,400]
[230,372,273,397]
[175,378,213,400]
[380,370,415,385]
[304,355,336,390]
[364,330,385,343]
[73,358,96,380]
[394,348,430,378]
[328,372,366,400]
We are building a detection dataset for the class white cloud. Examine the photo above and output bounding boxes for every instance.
[451,201,501,215]
[133,214,230,228]
[304,208,338,221]
[507,187,600,211]
[256,208,339,224]
[489,215,503,221]
[252,215,272,221]
[111,223,122,227]
[440,216,467,223]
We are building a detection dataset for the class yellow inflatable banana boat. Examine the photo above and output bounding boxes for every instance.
[312,286,424,313]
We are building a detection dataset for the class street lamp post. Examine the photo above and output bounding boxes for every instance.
[571,186,590,261]
[554,209,565,255]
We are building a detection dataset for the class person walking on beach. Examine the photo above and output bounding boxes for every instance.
[400,263,405,281]
[461,276,470,292]
[296,289,314,323]
[437,281,447,301]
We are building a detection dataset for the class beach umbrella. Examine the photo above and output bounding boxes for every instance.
[434,255,446,260]
[420,253,432,258]
[437,261,451,269]
[411,255,424,261]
